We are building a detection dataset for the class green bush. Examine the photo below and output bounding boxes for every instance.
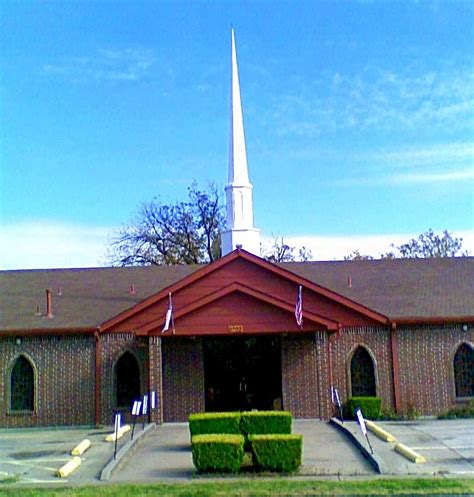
[241,411,292,436]
[347,397,382,420]
[438,400,474,419]
[189,412,241,437]
[191,434,244,473]
[249,434,302,473]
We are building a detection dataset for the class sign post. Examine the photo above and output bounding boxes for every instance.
[131,400,141,440]
[142,394,148,430]
[113,412,121,460]
[331,387,344,423]
[355,407,374,454]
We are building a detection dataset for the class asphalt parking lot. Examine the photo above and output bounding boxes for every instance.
[340,419,474,476]
[0,425,134,485]
[0,419,473,486]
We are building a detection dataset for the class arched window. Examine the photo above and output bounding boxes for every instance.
[350,346,376,397]
[10,355,34,411]
[453,343,473,398]
[115,351,140,408]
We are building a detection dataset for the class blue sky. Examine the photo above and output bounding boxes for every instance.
[1,0,473,268]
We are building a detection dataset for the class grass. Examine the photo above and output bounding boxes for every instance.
[0,478,473,496]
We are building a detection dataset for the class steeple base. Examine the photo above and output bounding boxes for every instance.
[221,228,261,257]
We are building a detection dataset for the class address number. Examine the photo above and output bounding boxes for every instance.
[228,325,244,334]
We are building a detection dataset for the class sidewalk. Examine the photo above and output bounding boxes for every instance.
[333,419,474,476]
[111,420,375,482]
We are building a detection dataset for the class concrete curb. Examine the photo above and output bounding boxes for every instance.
[329,418,387,474]
[100,423,156,481]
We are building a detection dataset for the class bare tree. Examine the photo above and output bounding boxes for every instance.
[110,182,225,266]
[262,235,313,263]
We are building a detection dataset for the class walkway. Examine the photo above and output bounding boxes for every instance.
[112,420,374,482]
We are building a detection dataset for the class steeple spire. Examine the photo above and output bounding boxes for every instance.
[221,29,260,257]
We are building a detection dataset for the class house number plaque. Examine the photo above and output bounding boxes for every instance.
[228,325,244,334]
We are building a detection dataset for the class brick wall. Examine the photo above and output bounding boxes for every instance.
[99,333,148,425]
[162,337,204,422]
[397,324,473,416]
[331,326,394,411]
[0,335,95,427]
[282,332,331,419]
[149,336,163,424]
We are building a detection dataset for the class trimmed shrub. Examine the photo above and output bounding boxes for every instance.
[347,397,382,420]
[249,434,302,473]
[189,412,241,437]
[241,411,292,437]
[191,434,244,473]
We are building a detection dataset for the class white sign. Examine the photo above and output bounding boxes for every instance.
[150,391,156,410]
[131,400,142,416]
[114,413,121,433]
[355,408,367,436]
[142,395,148,415]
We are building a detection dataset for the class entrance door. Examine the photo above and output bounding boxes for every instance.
[203,336,282,412]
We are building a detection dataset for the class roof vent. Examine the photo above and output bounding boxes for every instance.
[45,289,54,319]
[347,276,352,288]
[130,284,135,295]
[57,286,63,296]
[35,304,41,316]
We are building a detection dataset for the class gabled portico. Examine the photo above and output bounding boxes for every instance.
[99,248,388,422]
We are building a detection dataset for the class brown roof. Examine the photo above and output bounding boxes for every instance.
[281,257,474,321]
[1,256,473,333]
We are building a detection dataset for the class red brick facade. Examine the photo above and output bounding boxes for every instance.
[0,335,95,427]
[1,326,472,427]
[1,253,472,427]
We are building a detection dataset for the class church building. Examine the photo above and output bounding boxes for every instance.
[0,31,472,428]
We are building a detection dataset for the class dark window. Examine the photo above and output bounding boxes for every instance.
[350,346,376,397]
[10,356,34,411]
[116,352,140,408]
[454,343,474,398]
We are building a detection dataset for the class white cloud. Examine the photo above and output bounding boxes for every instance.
[0,221,115,270]
[1,222,472,270]
[268,230,474,261]
[272,66,474,137]
[42,47,156,83]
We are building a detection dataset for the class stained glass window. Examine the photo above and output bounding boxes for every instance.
[350,346,376,397]
[454,343,473,398]
[10,356,34,411]
[116,352,140,408]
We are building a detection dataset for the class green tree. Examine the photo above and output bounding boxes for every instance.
[344,229,469,260]
[110,182,224,266]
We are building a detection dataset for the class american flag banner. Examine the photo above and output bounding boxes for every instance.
[162,292,173,333]
[295,285,303,328]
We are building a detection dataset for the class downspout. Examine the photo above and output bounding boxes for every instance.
[390,322,401,413]
[94,330,102,427]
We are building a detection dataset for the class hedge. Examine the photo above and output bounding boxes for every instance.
[189,412,241,437]
[241,411,292,436]
[191,434,244,473]
[347,397,382,420]
[249,434,302,473]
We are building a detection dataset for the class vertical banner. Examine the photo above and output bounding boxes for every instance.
[331,386,344,423]
[150,390,156,410]
[142,394,148,430]
[113,412,121,460]
[131,400,141,440]
[355,407,373,454]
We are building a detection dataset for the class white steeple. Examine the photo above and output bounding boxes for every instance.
[221,29,260,257]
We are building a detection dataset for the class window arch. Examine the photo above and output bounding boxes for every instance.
[453,343,473,398]
[10,355,35,411]
[115,351,141,408]
[350,346,376,397]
